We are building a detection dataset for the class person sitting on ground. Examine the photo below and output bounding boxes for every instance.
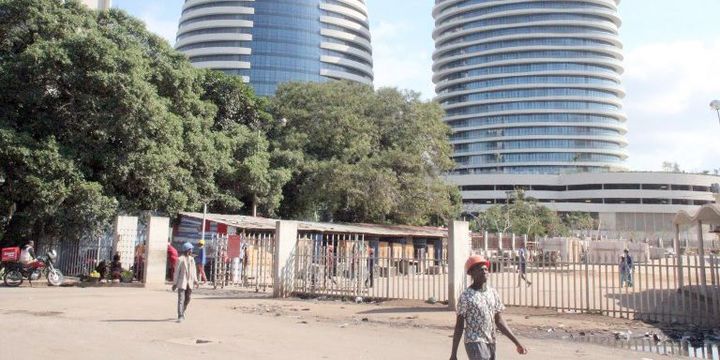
[450,255,528,360]
[110,254,123,282]
[95,260,108,282]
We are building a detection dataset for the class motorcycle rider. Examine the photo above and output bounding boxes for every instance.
[19,240,36,265]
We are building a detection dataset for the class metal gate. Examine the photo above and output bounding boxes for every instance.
[210,231,276,291]
[292,233,450,302]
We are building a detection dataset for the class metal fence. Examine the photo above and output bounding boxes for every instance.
[291,234,450,302]
[479,250,720,327]
[37,235,115,277]
[210,231,276,292]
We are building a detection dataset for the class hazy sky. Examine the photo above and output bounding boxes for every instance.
[113,0,720,173]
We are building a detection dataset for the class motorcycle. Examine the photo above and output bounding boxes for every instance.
[3,250,64,287]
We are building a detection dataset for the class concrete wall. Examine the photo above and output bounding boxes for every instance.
[587,241,650,264]
[113,216,138,272]
[144,217,169,287]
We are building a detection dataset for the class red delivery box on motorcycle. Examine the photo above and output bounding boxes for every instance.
[1,247,20,262]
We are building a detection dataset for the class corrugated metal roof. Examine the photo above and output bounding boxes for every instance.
[179,212,448,238]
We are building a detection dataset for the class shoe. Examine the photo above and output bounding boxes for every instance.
[177,316,185,323]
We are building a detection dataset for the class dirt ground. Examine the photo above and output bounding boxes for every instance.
[0,285,686,359]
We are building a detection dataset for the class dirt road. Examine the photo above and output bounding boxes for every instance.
[0,286,672,359]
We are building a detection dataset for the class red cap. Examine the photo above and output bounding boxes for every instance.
[465,255,490,274]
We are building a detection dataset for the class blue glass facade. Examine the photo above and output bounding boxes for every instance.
[176,0,373,96]
[433,0,627,175]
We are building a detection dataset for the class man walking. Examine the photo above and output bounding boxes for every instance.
[450,255,528,360]
[196,239,207,285]
[620,249,633,287]
[173,242,198,323]
[517,245,532,287]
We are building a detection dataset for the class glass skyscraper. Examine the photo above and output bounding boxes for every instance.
[176,0,374,96]
[432,0,627,175]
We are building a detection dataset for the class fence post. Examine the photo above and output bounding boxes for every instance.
[483,231,489,253]
[273,220,298,298]
[675,224,684,291]
[584,249,590,312]
[511,234,516,251]
[144,216,170,288]
[448,221,471,310]
[697,221,707,289]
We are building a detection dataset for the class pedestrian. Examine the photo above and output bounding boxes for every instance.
[134,241,146,281]
[517,245,532,287]
[172,242,198,323]
[238,239,248,284]
[365,247,375,288]
[623,249,633,287]
[450,255,528,360]
[195,239,207,285]
[324,244,337,286]
[619,255,634,288]
[167,241,178,281]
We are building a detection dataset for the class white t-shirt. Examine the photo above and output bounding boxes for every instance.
[19,247,33,263]
[457,286,505,344]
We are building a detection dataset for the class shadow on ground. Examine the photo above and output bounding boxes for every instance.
[357,306,449,314]
[102,318,176,323]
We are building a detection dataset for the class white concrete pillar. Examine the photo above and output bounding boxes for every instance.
[448,221,471,310]
[511,234,516,251]
[144,216,169,287]
[273,220,298,298]
[498,232,504,251]
[113,216,138,271]
[483,231,489,253]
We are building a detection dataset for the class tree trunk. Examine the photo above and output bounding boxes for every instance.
[252,194,258,217]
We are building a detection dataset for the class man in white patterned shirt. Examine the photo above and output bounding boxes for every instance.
[450,255,527,360]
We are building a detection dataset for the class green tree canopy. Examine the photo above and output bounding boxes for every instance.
[474,189,567,237]
[0,0,276,245]
[270,81,461,225]
[0,0,462,247]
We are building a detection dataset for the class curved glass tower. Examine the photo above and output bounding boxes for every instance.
[176,0,374,96]
[432,0,627,175]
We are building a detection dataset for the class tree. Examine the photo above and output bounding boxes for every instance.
[270,82,461,226]
[562,212,597,235]
[199,71,294,217]
[476,189,567,237]
[0,0,268,244]
[661,161,681,173]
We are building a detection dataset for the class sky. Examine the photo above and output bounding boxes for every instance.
[113,0,720,174]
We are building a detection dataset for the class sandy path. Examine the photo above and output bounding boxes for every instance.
[0,286,673,360]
